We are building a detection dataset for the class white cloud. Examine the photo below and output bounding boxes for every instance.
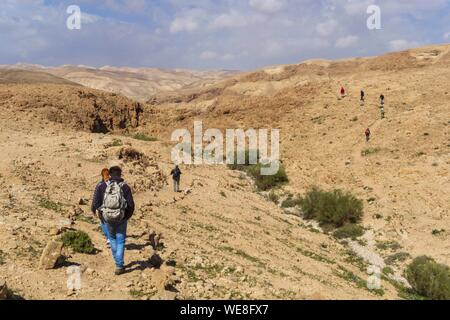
[170,16,199,33]
[389,39,420,51]
[249,0,285,13]
[316,19,338,37]
[222,53,235,61]
[335,35,359,48]
[209,11,248,30]
[81,12,101,24]
[200,51,218,60]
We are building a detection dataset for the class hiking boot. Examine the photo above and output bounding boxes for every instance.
[115,267,125,276]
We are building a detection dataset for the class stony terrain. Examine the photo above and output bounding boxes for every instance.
[0,44,449,300]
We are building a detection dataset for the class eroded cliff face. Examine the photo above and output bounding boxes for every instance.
[0,84,144,133]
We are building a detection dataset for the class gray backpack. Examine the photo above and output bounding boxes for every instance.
[101,181,127,224]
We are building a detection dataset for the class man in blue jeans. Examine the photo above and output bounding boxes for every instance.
[91,166,135,275]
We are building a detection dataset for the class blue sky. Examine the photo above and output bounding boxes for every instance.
[1,0,449,70]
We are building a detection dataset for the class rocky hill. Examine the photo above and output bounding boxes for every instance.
[0,69,79,86]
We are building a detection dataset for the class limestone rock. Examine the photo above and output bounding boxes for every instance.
[39,240,64,270]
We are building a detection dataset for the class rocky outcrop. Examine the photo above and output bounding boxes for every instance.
[39,240,64,270]
[0,84,144,133]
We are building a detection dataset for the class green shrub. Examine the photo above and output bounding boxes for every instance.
[112,139,123,147]
[132,133,157,142]
[227,150,288,191]
[267,191,279,204]
[386,252,411,265]
[60,231,95,254]
[38,197,64,213]
[406,256,450,300]
[299,187,363,227]
[333,224,365,239]
[361,148,381,156]
[281,195,302,208]
[247,163,288,191]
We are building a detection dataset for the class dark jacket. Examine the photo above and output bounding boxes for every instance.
[91,177,135,220]
[170,168,182,181]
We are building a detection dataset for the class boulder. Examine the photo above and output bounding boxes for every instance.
[78,198,89,206]
[149,230,163,251]
[0,279,8,300]
[39,240,64,270]
[149,252,163,268]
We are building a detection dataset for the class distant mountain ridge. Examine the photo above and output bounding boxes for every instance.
[0,63,240,101]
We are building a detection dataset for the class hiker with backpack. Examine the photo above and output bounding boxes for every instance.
[380,94,385,105]
[91,166,135,275]
[170,165,182,193]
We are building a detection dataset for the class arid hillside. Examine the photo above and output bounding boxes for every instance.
[0,69,79,86]
[0,44,449,301]
[1,64,239,102]
[141,43,450,280]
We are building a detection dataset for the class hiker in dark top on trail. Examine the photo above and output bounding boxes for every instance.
[341,87,346,97]
[170,165,182,193]
[365,128,371,142]
[380,94,385,105]
[361,90,365,102]
[91,166,135,276]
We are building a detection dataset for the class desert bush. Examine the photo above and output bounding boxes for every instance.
[112,139,123,147]
[299,187,363,227]
[246,163,288,191]
[361,148,381,156]
[228,150,288,191]
[405,256,450,300]
[281,195,302,208]
[38,197,64,213]
[61,231,95,254]
[333,224,365,239]
[267,191,279,204]
[386,252,411,265]
[132,133,157,142]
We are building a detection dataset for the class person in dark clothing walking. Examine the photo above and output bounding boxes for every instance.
[365,128,371,142]
[91,166,135,275]
[170,165,182,193]
[380,94,385,105]
[360,90,365,102]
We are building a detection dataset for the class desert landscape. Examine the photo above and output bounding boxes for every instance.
[0,43,449,300]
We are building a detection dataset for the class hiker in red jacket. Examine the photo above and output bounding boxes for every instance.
[341,87,346,97]
[365,128,371,142]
